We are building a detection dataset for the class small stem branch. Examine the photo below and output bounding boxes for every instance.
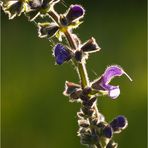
[48,10,60,25]
[64,29,77,49]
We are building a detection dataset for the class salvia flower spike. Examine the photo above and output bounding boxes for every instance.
[2,0,132,147]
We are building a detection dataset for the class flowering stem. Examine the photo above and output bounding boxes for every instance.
[48,10,60,25]
[64,30,77,49]
[49,10,89,88]
[64,29,89,88]
[49,9,103,147]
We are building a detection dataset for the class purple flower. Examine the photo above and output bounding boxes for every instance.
[110,115,128,133]
[91,65,132,99]
[53,44,71,65]
[66,5,85,22]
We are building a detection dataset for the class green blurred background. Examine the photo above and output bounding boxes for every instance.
[1,0,147,148]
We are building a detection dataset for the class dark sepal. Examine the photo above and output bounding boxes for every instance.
[60,14,69,26]
[80,131,98,145]
[38,22,59,38]
[2,1,24,19]
[75,50,83,62]
[63,81,81,101]
[106,140,118,148]
[81,37,101,53]
[78,119,90,128]
[28,0,42,9]
[26,9,40,21]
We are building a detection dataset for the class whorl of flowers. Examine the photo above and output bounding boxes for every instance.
[1,0,132,147]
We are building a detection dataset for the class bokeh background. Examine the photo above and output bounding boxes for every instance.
[1,0,147,148]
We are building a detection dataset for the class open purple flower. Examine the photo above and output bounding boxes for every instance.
[53,44,71,65]
[91,65,132,99]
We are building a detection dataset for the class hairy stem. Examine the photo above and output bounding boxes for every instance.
[49,9,104,148]
[77,62,89,88]
[64,30,89,88]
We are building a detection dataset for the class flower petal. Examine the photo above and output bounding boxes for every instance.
[108,85,120,99]
[102,65,132,85]
[81,37,101,53]
[53,44,71,65]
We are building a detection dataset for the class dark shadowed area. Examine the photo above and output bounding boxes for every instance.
[1,0,147,148]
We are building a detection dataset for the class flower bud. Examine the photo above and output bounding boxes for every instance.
[66,5,85,23]
[82,97,96,107]
[75,50,83,62]
[78,119,90,128]
[110,115,128,133]
[82,87,92,95]
[82,106,94,117]
[102,126,113,138]
[80,132,98,145]
[77,111,85,119]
